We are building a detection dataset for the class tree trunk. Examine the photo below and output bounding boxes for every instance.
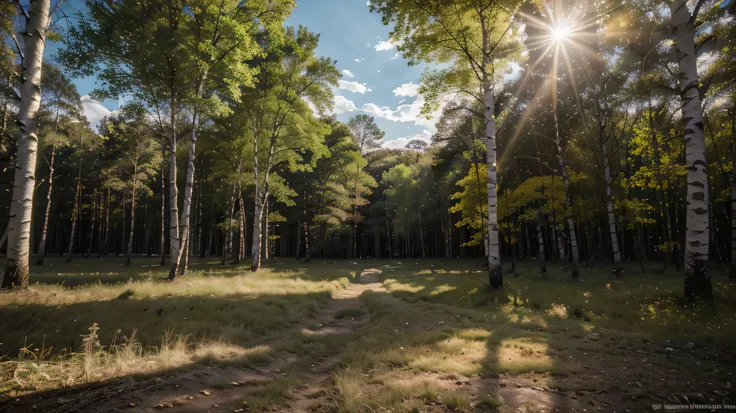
[160,159,166,265]
[386,220,392,259]
[36,143,56,266]
[96,189,105,257]
[483,80,502,290]
[126,184,136,267]
[101,187,110,257]
[66,177,82,263]
[374,226,380,259]
[85,191,97,258]
[120,191,127,256]
[197,182,204,258]
[144,201,151,256]
[304,189,309,259]
[601,129,621,276]
[206,202,213,257]
[239,191,246,262]
[553,96,580,279]
[670,0,712,300]
[170,113,198,280]
[263,197,269,260]
[168,99,179,264]
[295,219,302,259]
[251,193,266,271]
[418,207,426,258]
[537,213,547,276]
[179,228,189,275]
[2,0,50,288]
[222,184,236,264]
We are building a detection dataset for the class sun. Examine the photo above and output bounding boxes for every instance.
[550,25,570,42]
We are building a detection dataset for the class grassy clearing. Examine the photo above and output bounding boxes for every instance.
[2,257,735,412]
[0,257,349,397]
[331,260,736,412]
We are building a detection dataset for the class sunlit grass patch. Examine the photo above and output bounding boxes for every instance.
[410,336,487,375]
[431,284,457,295]
[456,328,492,341]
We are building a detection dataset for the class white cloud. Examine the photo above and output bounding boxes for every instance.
[375,39,401,51]
[360,82,448,132]
[393,82,419,97]
[354,58,360,62]
[391,53,400,60]
[341,69,355,78]
[332,95,357,115]
[382,130,433,149]
[81,95,111,131]
[366,0,371,5]
[338,80,369,94]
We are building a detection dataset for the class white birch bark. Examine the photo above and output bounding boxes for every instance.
[169,112,198,279]
[670,0,711,299]
[2,0,51,288]
[168,102,179,262]
[126,179,137,267]
[483,79,502,289]
[600,129,621,274]
[251,192,265,270]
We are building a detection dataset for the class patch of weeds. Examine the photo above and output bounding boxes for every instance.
[420,386,438,401]
[442,393,468,411]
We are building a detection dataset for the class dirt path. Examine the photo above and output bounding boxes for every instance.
[275,268,386,413]
[143,268,386,413]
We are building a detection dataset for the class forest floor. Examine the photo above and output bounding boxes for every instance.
[1,256,735,412]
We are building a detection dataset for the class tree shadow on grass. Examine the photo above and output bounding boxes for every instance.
[0,288,353,411]
[368,261,736,412]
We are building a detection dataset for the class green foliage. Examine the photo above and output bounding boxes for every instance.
[98,104,162,199]
[449,140,488,248]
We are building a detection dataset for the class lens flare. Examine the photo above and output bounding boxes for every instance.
[550,25,570,42]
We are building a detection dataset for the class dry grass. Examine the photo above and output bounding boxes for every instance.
[0,258,349,399]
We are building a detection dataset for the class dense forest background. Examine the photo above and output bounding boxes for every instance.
[0,0,734,299]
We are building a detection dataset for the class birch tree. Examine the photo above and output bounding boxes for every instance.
[168,0,293,279]
[371,0,523,289]
[35,65,81,266]
[2,0,52,288]
[60,0,193,263]
[669,0,711,300]
[240,26,338,271]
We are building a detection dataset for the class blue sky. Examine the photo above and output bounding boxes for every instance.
[45,0,436,148]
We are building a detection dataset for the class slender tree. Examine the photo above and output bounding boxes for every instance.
[371,0,523,289]
[2,0,52,288]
